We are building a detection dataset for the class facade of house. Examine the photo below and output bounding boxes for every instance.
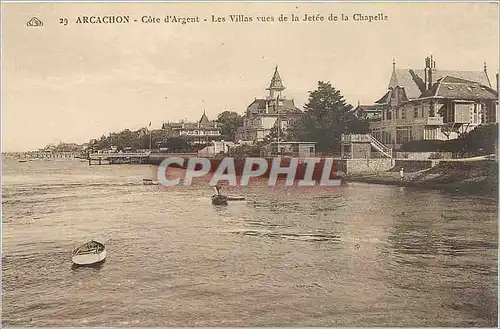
[265,141,316,158]
[161,111,222,145]
[235,66,303,143]
[197,140,239,157]
[368,56,498,148]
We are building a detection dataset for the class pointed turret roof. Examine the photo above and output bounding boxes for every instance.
[199,110,210,125]
[267,66,285,91]
[388,58,399,88]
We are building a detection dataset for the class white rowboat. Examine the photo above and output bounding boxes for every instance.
[143,178,159,185]
[72,240,106,265]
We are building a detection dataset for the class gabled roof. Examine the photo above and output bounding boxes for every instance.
[420,76,498,100]
[267,66,285,91]
[388,69,491,99]
[375,91,391,104]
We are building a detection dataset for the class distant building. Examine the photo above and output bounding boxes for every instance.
[265,141,316,158]
[197,140,239,157]
[161,111,222,145]
[349,102,384,120]
[367,56,498,148]
[235,66,303,143]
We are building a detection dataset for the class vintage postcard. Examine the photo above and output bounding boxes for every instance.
[1,1,498,327]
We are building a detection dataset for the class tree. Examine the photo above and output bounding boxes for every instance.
[450,123,498,156]
[164,136,192,152]
[288,81,359,153]
[96,135,111,149]
[344,111,370,135]
[151,129,171,149]
[229,144,262,158]
[261,121,296,145]
[216,111,243,141]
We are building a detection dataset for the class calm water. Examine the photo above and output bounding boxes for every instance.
[2,158,498,327]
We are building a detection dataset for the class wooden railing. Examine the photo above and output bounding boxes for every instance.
[341,134,372,143]
[341,134,393,158]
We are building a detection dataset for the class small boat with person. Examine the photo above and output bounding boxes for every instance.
[210,184,246,204]
[212,184,228,205]
[72,240,106,265]
[212,194,228,205]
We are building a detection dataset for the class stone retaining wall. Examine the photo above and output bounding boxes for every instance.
[395,152,453,160]
[336,159,395,174]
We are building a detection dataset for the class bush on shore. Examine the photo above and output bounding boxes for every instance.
[399,123,498,156]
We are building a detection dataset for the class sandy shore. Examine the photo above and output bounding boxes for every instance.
[343,160,498,197]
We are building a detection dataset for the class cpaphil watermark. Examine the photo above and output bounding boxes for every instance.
[157,157,342,187]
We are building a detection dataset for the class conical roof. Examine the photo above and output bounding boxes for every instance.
[199,110,210,125]
[388,59,399,88]
[267,66,285,91]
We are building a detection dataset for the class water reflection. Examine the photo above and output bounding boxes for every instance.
[70,260,106,271]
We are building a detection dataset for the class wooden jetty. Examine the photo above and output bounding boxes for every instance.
[88,152,151,165]
[4,151,81,159]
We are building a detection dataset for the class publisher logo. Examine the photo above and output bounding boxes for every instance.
[27,17,44,27]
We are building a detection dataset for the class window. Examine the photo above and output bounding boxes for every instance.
[414,108,419,118]
[401,108,406,120]
[396,109,399,119]
[483,104,489,123]
[396,126,412,144]
[381,131,389,144]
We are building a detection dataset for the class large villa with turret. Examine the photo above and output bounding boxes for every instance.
[235,66,303,143]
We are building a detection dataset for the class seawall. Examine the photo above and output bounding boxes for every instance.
[344,160,498,197]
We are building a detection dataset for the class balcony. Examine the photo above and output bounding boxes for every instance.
[425,116,444,126]
[341,134,371,143]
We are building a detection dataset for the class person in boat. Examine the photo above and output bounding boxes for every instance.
[213,184,222,196]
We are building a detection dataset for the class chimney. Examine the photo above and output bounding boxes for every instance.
[424,55,435,91]
[428,55,433,90]
[424,57,429,89]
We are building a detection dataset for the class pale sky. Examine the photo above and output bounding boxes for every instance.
[1,2,498,152]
